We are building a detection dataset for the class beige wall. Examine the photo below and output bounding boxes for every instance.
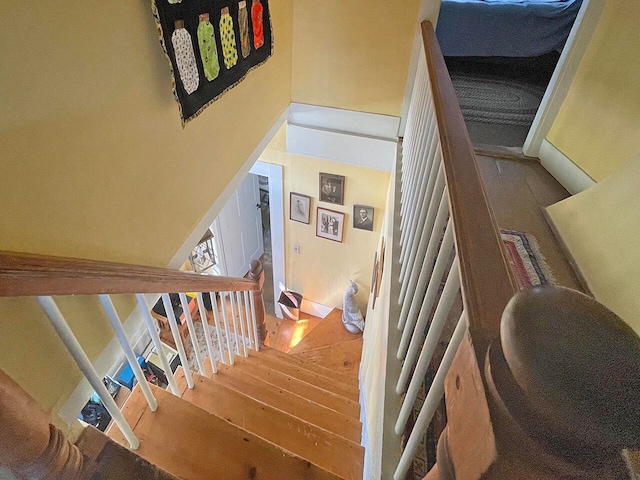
[291,0,420,117]
[0,0,293,415]
[0,0,292,266]
[546,0,640,181]
[259,127,390,312]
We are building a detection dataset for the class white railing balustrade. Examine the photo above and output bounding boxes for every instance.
[35,281,260,455]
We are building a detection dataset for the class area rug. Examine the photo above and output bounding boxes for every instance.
[450,73,545,126]
[500,229,556,288]
[183,321,251,372]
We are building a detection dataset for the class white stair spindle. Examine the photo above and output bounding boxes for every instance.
[396,257,461,400]
[249,292,260,352]
[228,292,241,355]
[38,296,140,450]
[219,293,235,365]
[243,291,254,350]
[135,294,180,395]
[209,292,226,365]
[98,295,157,412]
[393,311,467,480]
[399,153,443,289]
[178,293,206,375]
[400,109,433,246]
[399,115,435,264]
[398,211,452,336]
[235,291,248,357]
[161,293,194,389]
[195,292,218,374]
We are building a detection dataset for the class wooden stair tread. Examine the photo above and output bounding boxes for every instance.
[245,349,359,401]
[293,339,363,379]
[259,345,355,385]
[182,372,364,479]
[204,364,363,443]
[108,384,342,480]
[288,309,362,355]
[226,355,361,419]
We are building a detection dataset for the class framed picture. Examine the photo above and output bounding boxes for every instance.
[353,205,374,231]
[290,192,311,224]
[316,207,345,242]
[319,173,345,205]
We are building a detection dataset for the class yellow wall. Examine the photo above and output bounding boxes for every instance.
[546,0,640,180]
[259,127,391,312]
[291,0,420,116]
[0,0,293,414]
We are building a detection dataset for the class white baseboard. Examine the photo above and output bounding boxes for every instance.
[539,140,595,195]
[300,299,333,319]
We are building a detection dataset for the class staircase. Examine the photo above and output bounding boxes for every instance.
[107,309,364,480]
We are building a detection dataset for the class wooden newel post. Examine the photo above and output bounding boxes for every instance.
[483,285,640,478]
[0,368,90,480]
[248,259,267,344]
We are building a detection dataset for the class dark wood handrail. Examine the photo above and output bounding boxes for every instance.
[0,250,259,297]
[421,21,518,355]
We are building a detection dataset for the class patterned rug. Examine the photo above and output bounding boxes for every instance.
[450,74,545,126]
[183,321,251,372]
[500,229,556,288]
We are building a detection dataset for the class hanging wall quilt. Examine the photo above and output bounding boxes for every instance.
[152,0,273,126]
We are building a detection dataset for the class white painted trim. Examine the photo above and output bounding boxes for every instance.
[250,161,285,319]
[57,298,156,426]
[286,124,397,172]
[168,106,290,269]
[398,0,443,136]
[288,103,400,140]
[523,0,606,157]
[300,299,332,319]
[539,139,595,194]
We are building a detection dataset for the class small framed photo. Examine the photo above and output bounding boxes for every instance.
[353,205,374,231]
[290,192,311,224]
[316,207,345,242]
[319,173,345,205]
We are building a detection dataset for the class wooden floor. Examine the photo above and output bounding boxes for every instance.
[106,308,364,480]
[475,150,588,293]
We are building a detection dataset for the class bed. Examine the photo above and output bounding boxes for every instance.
[435,0,583,58]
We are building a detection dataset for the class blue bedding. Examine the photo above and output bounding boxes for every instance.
[436,0,583,57]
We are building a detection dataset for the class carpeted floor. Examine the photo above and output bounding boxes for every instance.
[445,54,557,147]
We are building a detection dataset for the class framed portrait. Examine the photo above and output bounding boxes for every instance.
[319,173,345,205]
[290,192,311,224]
[316,207,345,242]
[353,205,374,231]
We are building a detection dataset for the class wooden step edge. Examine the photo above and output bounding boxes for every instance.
[221,356,361,419]
[259,345,356,384]
[292,339,363,379]
[244,351,359,400]
[232,354,360,405]
[182,374,364,479]
[125,384,346,480]
[209,363,363,444]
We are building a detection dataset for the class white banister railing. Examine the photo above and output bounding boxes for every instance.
[29,274,262,455]
[37,296,141,450]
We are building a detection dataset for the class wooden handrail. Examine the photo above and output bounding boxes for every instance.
[421,21,518,355]
[0,250,259,297]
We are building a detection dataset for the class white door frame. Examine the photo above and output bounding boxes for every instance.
[523,0,606,157]
[250,162,285,319]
